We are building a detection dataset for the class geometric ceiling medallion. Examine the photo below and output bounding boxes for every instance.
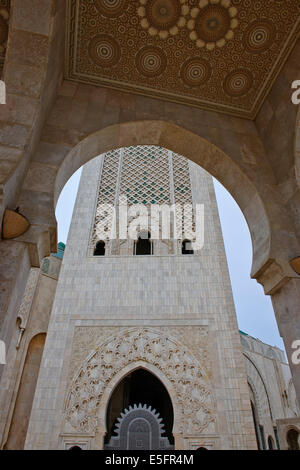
[180,58,212,87]
[187,0,238,50]
[136,46,167,77]
[244,20,276,53]
[223,69,253,97]
[88,35,121,67]
[138,0,189,38]
[66,0,300,119]
[95,0,129,17]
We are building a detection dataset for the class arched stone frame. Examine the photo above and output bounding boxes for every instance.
[267,435,275,450]
[0,5,299,451]
[248,384,261,449]
[286,424,300,450]
[0,320,47,449]
[95,361,183,449]
[248,378,264,426]
[247,372,276,451]
[0,0,65,218]
[244,353,273,423]
[2,332,46,449]
[53,120,298,280]
[63,326,216,450]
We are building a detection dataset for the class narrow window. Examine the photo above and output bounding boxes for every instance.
[182,239,194,255]
[273,426,280,450]
[94,241,105,256]
[134,232,152,255]
[268,436,274,450]
[251,401,261,450]
[287,429,300,450]
[259,424,266,450]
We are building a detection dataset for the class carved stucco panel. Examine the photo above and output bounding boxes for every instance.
[65,326,215,435]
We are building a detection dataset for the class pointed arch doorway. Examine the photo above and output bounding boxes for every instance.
[104,368,174,450]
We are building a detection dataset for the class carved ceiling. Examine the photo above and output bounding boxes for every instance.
[66,0,300,119]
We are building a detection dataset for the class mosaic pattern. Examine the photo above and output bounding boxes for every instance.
[135,46,167,77]
[244,20,276,54]
[187,1,238,50]
[180,57,211,87]
[88,35,121,67]
[224,68,253,97]
[138,0,189,39]
[66,0,300,118]
[95,0,129,18]
[120,146,170,205]
[173,152,195,241]
[92,150,120,244]
[92,147,194,252]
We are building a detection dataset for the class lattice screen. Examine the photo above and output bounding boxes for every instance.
[92,149,120,245]
[120,146,170,205]
[172,152,195,241]
[92,146,194,253]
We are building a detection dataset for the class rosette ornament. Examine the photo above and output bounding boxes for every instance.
[187,0,239,51]
[137,0,190,39]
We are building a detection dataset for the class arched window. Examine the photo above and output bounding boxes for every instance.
[182,239,194,255]
[134,232,152,255]
[268,435,275,450]
[250,400,261,450]
[287,429,300,450]
[94,240,105,256]
[69,445,82,451]
[3,334,46,450]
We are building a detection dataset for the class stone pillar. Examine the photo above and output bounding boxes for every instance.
[271,278,300,406]
[0,240,31,382]
[0,225,54,383]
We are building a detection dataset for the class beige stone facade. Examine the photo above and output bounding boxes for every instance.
[27,153,260,450]
[0,0,300,452]
[0,151,298,450]
[0,250,61,449]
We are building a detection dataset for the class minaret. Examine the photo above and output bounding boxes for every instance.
[25,146,257,450]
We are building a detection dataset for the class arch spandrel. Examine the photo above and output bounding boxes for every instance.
[64,327,216,436]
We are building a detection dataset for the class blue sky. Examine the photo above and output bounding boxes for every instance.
[55,161,284,351]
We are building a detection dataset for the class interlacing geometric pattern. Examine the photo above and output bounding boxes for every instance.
[92,146,194,253]
[173,152,195,241]
[66,0,300,118]
[120,146,170,205]
[92,150,120,245]
[65,328,216,434]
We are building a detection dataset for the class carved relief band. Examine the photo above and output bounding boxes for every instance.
[64,326,216,437]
